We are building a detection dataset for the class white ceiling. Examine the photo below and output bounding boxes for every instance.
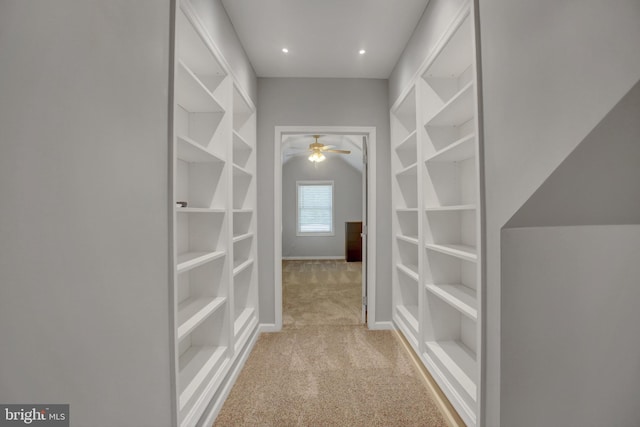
[220,0,430,78]
[282,134,363,171]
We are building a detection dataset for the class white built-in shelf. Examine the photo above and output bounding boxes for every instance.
[233,307,257,354]
[396,304,419,335]
[396,263,420,282]
[425,340,477,401]
[396,207,419,213]
[176,207,226,214]
[426,284,477,320]
[176,60,224,113]
[425,204,476,212]
[397,234,419,245]
[232,232,253,243]
[395,129,417,152]
[234,307,255,336]
[177,251,225,274]
[233,208,253,214]
[233,258,254,276]
[426,133,475,163]
[178,345,227,410]
[425,243,477,262]
[396,162,418,177]
[176,135,224,163]
[177,297,226,340]
[232,130,252,152]
[426,82,474,127]
[232,164,252,178]
[423,14,472,80]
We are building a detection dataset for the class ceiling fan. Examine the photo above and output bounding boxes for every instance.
[304,135,351,163]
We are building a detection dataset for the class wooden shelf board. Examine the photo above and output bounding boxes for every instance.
[178,345,227,410]
[426,82,474,128]
[234,307,255,336]
[176,135,224,163]
[176,207,226,214]
[396,263,419,282]
[234,308,258,354]
[425,340,477,401]
[425,204,476,212]
[396,234,419,245]
[425,243,477,262]
[177,297,226,340]
[176,60,224,113]
[426,133,475,163]
[232,232,254,243]
[232,130,253,152]
[426,284,477,321]
[232,163,252,177]
[395,129,417,152]
[396,162,418,177]
[177,251,225,273]
[233,258,254,276]
[396,304,419,335]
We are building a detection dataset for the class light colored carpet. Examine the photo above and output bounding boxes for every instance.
[214,260,447,426]
[282,259,362,328]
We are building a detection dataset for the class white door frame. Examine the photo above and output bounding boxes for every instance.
[274,125,377,330]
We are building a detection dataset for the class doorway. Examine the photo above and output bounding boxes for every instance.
[274,126,376,330]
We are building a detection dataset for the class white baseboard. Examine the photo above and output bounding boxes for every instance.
[258,323,280,333]
[282,255,345,260]
[368,321,394,330]
[197,325,260,427]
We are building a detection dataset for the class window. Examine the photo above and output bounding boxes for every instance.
[296,181,334,236]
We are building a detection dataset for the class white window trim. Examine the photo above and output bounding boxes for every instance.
[296,180,335,237]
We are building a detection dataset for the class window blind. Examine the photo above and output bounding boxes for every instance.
[297,183,333,234]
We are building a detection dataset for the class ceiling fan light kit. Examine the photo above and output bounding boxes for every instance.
[308,151,326,163]
[306,135,350,163]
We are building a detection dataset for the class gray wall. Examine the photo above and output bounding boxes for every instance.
[479,1,640,424]
[282,156,362,258]
[0,1,172,426]
[191,0,257,104]
[507,79,640,228]
[257,77,391,326]
[501,225,640,427]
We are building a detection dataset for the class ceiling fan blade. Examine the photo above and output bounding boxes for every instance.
[318,145,336,151]
[325,149,351,154]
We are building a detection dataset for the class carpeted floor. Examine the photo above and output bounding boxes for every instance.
[214,260,448,426]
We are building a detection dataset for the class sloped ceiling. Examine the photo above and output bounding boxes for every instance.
[282,134,363,171]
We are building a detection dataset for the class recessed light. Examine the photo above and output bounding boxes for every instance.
[359,49,366,55]
[282,48,289,54]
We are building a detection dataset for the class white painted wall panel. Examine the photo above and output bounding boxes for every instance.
[502,225,640,427]
[0,1,172,426]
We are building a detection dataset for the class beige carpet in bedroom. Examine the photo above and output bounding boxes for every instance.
[214,259,448,426]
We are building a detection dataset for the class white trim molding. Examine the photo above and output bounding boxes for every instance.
[282,256,345,261]
[274,126,377,331]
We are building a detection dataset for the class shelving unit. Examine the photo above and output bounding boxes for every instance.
[229,83,258,361]
[390,2,482,426]
[172,2,258,426]
[391,85,422,352]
